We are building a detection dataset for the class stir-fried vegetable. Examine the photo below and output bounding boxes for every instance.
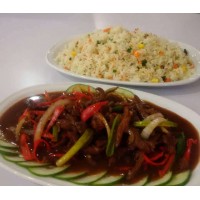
[141,117,167,139]
[19,133,34,161]
[1,84,198,185]
[15,109,30,140]
[34,99,71,142]
[176,132,186,159]
[81,101,108,122]
[134,120,177,127]
[106,114,121,157]
[95,112,111,138]
[45,105,65,133]
[184,138,198,161]
[56,129,94,167]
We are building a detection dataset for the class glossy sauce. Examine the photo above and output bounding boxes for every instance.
[0,93,199,184]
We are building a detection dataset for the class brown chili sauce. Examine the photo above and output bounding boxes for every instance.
[0,92,199,184]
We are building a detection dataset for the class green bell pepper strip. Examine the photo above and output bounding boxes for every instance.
[176,132,186,160]
[112,105,123,112]
[56,129,94,167]
[134,120,177,127]
[52,125,59,142]
[106,114,121,157]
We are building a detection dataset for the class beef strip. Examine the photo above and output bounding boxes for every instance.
[115,107,132,147]
[134,95,149,119]
[91,114,105,131]
[126,152,144,180]
[127,127,155,153]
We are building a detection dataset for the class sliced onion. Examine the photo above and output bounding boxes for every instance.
[34,99,71,142]
[144,113,164,122]
[141,117,167,139]
[95,112,111,138]
[15,118,26,141]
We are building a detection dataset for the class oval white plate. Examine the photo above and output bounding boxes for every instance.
[0,83,200,185]
[46,38,200,87]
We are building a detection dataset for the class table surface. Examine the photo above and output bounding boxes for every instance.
[0,13,200,186]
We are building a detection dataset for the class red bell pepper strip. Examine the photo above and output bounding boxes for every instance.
[158,154,175,177]
[81,101,108,122]
[37,95,67,107]
[49,153,64,158]
[42,132,54,140]
[31,110,45,115]
[20,133,34,161]
[72,91,93,101]
[184,138,197,161]
[150,152,164,161]
[143,153,169,166]
[45,105,65,133]
[19,108,29,121]
[44,90,51,101]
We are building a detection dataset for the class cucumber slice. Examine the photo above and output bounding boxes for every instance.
[54,171,87,180]
[28,165,70,176]
[146,171,172,186]
[166,170,191,186]
[0,140,18,149]
[66,84,96,94]
[17,161,50,168]
[92,174,124,186]
[3,155,25,162]
[114,87,134,100]
[0,146,19,156]
[70,171,107,185]
[130,176,148,186]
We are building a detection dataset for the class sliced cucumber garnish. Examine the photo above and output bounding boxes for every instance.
[0,140,18,149]
[166,170,191,186]
[0,146,19,156]
[146,171,172,186]
[92,174,124,185]
[54,171,87,180]
[114,87,134,100]
[3,155,25,162]
[70,171,107,185]
[66,84,96,94]
[17,161,50,168]
[28,165,70,176]
[130,176,148,186]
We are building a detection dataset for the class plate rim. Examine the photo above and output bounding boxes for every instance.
[46,37,200,87]
[0,82,200,185]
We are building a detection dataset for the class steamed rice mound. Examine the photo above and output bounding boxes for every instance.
[55,27,195,83]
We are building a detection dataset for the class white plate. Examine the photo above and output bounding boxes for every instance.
[46,38,200,87]
[0,83,200,185]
